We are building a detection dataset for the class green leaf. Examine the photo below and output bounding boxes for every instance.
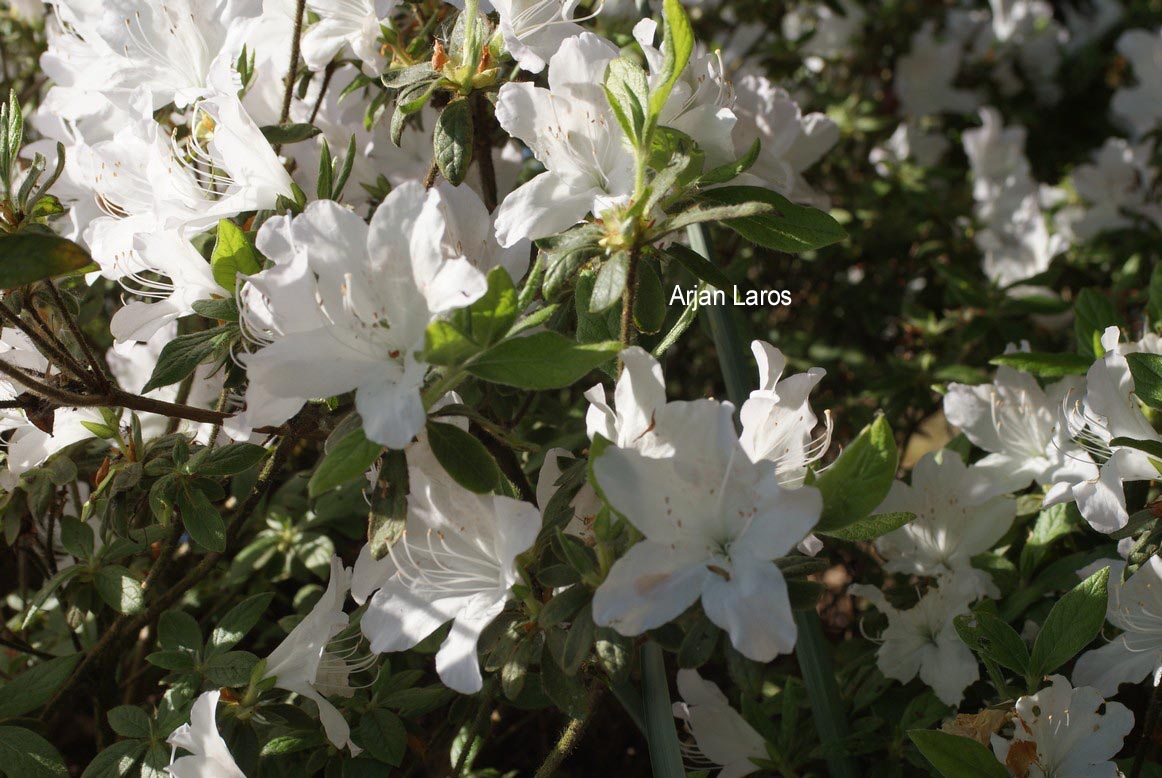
[560,602,596,674]
[0,653,81,719]
[700,137,761,186]
[540,642,589,718]
[813,416,898,532]
[357,709,407,767]
[141,325,235,393]
[989,351,1091,378]
[424,420,500,494]
[1029,565,1110,678]
[687,186,846,252]
[0,726,69,778]
[1109,435,1162,462]
[1019,504,1076,578]
[589,252,629,314]
[176,484,226,552]
[907,730,1007,778]
[0,233,94,289]
[368,448,408,559]
[107,705,151,739]
[434,98,474,186]
[94,565,144,614]
[816,511,914,541]
[663,243,732,291]
[188,442,268,476]
[574,269,621,346]
[58,516,94,560]
[192,297,240,322]
[605,58,650,143]
[1073,288,1123,358]
[259,122,322,145]
[80,740,146,778]
[647,0,695,125]
[308,423,382,497]
[467,332,622,390]
[1126,352,1162,410]
[203,650,259,687]
[953,610,1030,676]
[424,267,518,366]
[209,592,275,653]
[381,63,438,89]
[633,261,666,334]
[677,614,720,669]
[260,733,326,756]
[159,609,203,652]
[211,220,261,291]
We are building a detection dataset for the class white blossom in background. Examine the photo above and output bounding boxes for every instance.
[354,459,541,694]
[990,676,1134,778]
[874,449,1016,598]
[869,122,949,177]
[848,579,979,705]
[1073,555,1162,695]
[264,556,361,754]
[301,0,397,75]
[731,74,838,207]
[493,33,634,246]
[165,690,245,778]
[944,365,1092,497]
[1055,138,1162,242]
[672,669,768,778]
[780,0,865,73]
[1112,28,1162,138]
[1055,327,1162,533]
[235,182,487,446]
[592,400,821,661]
[894,22,980,118]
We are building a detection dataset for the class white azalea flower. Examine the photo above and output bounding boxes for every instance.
[874,449,1016,598]
[990,675,1134,778]
[491,0,593,74]
[944,365,1091,496]
[869,121,949,177]
[894,22,980,118]
[974,194,1067,290]
[1055,327,1162,533]
[493,33,634,246]
[264,555,362,754]
[353,461,541,694]
[584,345,667,453]
[1056,138,1162,242]
[633,19,737,166]
[166,690,245,778]
[962,106,1035,223]
[672,669,767,778]
[780,0,865,72]
[731,73,838,207]
[739,340,831,487]
[1073,555,1162,696]
[235,182,488,446]
[591,399,821,661]
[848,579,979,705]
[1112,28,1162,138]
[301,0,397,75]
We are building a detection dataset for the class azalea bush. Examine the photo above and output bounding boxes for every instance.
[0,0,1161,775]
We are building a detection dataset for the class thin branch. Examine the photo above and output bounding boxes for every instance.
[533,682,603,778]
[45,280,112,392]
[0,303,89,383]
[275,0,309,151]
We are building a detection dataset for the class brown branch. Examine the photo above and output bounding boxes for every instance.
[45,280,112,392]
[0,303,89,384]
[275,0,309,152]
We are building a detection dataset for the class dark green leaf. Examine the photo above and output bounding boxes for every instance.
[259,122,322,145]
[188,443,268,476]
[813,416,897,532]
[989,351,1091,378]
[953,611,1030,676]
[467,332,622,390]
[308,423,382,497]
[633,261,666,334]
[0,233,94,289]
[1126,352,1162,410]
[663,243,732,291]
[687,186,846,252]
[0,653,81,718]
[209,592,275,653]
[816,512,914,541]
[590,252,628,314]
[434,98,473,186]
[357,709,407,766]
[176,484,226,552]
[94,565,144,614]
[141,325,235,393]
[907,730,1007,778]
[107,705,151,739]
[203,650,259,687]
[0,726,69,778]
[424,420,500,494]
[1029,565,1109,678]
[1073,288,1123,359]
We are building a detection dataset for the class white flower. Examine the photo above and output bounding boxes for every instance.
[1074,556,1162,695]
[1057,138,1162,242]
[353,461,542,694]
[584,345,667,452]
[975,194,1066,290]
[874,450,1016,598]
[236,182,488,446]
[492,0,592,74]
[301,0,396,75]
[894,22,980,118]
[633,19,737,166]
[591,399,821,661]
[991,676,1134,778]
[730,73,838,207]
[848,579,980,705]
[739,340,831,487]
[264,555,361,754]
[962,107,1035,223]
[672,669,767,778]
[1112,28,1162,139]
[493,33,634,246]
[165,690,245,778]
[944,365,1092,496]
[869,121,949,177]
[780,0,865,72]
[1055,327,1162,533]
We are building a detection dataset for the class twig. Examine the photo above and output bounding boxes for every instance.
[0,303,89,383]
[424,159,440,189]
[533,682,603,778]
[308,62,337,126]
[275,0,309,151]
[45,280,112,392]
[618,246,641,362]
